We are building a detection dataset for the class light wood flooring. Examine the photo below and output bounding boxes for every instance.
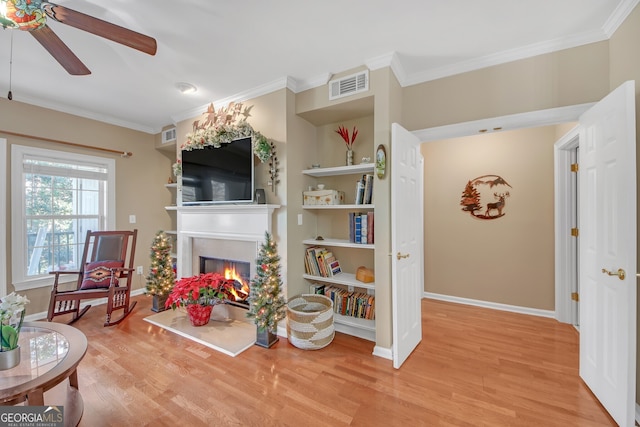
[54,296,615,426]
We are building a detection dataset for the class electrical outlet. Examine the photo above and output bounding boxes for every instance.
[129,214,136,224]
[136,266,143,275]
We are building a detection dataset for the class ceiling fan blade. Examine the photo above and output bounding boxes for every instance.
[42,3,157,56]
[30,25,91,75]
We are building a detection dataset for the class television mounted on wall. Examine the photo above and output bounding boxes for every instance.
[180,137,255,205]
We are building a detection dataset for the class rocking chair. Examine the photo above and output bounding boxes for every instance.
[47,229,138,326]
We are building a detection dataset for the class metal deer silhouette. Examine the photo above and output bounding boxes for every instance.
[485,192,510,217]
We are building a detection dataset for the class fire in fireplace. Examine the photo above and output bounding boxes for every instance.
[200,256,250,307]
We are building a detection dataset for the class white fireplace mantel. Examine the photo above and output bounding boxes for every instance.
[176,204,280,278]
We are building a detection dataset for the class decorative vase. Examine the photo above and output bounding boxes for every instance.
[346,149,354,166]
[186,304,213,326]
[255,327,279,348]
[151,294,168,312]
[0,346,21,370]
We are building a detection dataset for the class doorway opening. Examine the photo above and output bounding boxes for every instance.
[414,103,592,324]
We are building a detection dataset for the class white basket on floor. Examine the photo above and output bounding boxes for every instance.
[286,294,334,350]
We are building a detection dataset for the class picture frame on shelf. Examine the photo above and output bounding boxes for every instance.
[375,145,386,178]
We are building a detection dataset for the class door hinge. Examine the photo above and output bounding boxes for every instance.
[571,292,579,302]
[571,163,579,172]
[571,228,579,237]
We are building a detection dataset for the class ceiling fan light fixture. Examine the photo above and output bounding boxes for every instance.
[176,82,197,95]
[0,0,46,30]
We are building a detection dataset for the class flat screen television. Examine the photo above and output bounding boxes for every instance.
[180,137,255,205]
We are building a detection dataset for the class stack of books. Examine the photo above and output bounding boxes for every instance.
[321,285,375,320]
[304,246,342,277]
[348,212,374,244]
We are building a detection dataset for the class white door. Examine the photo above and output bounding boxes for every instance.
[391,123,424,369]
[579,80,636,427]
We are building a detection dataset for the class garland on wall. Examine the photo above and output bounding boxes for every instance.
[172,102,279,189]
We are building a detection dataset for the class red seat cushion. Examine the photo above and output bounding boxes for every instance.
[80,260,124,289]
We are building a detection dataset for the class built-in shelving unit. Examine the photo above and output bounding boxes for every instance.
[302,163,376,342]
[164,184,178,261]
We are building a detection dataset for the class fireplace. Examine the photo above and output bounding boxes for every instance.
[175,204,281,324]
[200,256,250,308]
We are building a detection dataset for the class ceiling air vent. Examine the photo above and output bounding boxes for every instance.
[329,70,369,100]
[162,127,176,144]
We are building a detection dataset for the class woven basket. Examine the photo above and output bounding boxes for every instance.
[286,294,334,350]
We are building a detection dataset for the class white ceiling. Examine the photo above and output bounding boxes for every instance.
[0,0,636,134]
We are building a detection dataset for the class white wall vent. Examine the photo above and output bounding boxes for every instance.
[329,70,369,100]
[162,127,176,144]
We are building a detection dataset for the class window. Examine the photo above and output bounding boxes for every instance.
[11,145,115,290]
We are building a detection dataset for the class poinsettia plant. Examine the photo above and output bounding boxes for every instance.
[165,272,235,310]
[0,292,30,352]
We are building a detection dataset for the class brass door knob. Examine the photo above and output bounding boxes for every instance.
[602,268,626,280]
[396,252,410,260]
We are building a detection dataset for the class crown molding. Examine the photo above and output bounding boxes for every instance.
[603,0,640,36]
[365,52,395,70]
[14,94,158,134]
[295,73,335,92]
[400,28,609,87]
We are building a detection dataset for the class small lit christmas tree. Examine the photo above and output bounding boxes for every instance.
[247,232,286,340]
[145,231,176,311]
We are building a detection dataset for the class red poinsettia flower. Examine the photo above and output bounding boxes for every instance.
[165,272,234,309]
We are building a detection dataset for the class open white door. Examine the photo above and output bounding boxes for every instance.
[579,80,636,426]
[391,123,424,369]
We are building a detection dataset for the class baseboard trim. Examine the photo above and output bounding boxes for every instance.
[372,345,392,360]
[423,292,555,319]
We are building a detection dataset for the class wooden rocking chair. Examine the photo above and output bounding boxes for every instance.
[48,229,138,326]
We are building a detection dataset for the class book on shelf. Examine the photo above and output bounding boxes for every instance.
[363,174,374,204]
[355,178,366,205]
[360,213,368,244]
[329,259,341,276]
[316,249,328,277]
[348,212,355,243]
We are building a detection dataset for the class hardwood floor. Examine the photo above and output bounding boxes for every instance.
[55,296,615,426]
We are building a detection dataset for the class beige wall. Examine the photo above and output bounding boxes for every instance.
[608,0,640,409]
[422,126,558,310]
[0,98,172,316]
[403,41,610,131]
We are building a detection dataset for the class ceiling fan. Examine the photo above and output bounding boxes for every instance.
[0,0,157,75]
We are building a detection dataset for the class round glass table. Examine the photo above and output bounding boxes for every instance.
[0,321,87,426]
